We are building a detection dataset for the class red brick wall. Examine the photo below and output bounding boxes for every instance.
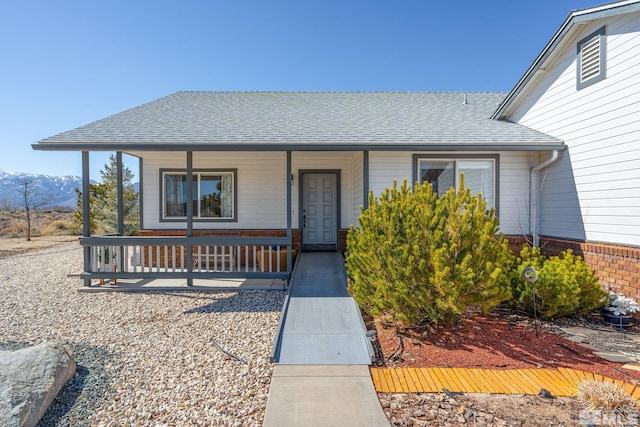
[505,235,640,302]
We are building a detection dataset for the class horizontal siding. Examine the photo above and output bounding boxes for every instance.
[351,152,364,226]
[292,151,358,229]
[133,151,287,230]
[498,152,532,235]
[507,12,640,246]
[131,149,534,236]
[368,151,532,235]
[368,152,413,195]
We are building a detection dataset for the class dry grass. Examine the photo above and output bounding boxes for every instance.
[577,379,639,411]
[0,209,78,238]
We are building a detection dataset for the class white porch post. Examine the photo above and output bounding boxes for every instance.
[82,151,91,286]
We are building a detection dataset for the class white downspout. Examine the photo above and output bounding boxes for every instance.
[530,150,560,247]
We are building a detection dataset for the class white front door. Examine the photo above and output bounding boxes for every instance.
[302,173,338,251]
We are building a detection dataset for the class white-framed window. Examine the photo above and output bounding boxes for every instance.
[415,156,497,210]
[161,170,236,221]
[577,26,606,90]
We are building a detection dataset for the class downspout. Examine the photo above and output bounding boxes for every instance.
[530,150,559,247]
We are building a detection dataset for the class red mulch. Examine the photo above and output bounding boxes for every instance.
[372,310,640,386]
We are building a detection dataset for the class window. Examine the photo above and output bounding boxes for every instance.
[162,170,235,221]
[415,156,497,210]
[577,26,606,90]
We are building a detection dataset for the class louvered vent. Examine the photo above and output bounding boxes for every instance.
[580,35,601,82]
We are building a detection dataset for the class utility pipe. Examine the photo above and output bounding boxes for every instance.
[530,150,560,247]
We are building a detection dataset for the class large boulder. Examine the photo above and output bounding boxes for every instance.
[0,342,76,427]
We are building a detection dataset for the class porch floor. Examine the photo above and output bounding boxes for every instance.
[75,277,286,293]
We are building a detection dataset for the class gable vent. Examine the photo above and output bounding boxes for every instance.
[580,35,601,82]
[576,26,606,90]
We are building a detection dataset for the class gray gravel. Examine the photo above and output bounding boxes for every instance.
[0,243,285,426]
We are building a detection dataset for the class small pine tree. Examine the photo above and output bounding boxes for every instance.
[346,178,513,326]
[75,155,139,235]
[510,246,607,318]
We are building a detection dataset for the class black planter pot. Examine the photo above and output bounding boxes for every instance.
[602,310,633,328]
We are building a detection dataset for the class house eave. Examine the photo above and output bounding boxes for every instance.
[32,142,566,152]
[491,0,640,120]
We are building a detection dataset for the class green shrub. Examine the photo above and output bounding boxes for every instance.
[510,245,607,318]
[345,179,513,326]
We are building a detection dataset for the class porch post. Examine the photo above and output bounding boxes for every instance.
[82,151,91,287]
[363,150,369,209]
[186,151,193,286]
[286,151,292,280]
[116,151,124,236]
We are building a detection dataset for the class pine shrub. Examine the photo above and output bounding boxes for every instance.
[345,179,513,326]
[510,246,607,318]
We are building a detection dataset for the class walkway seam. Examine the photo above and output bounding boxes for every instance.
[371,367,640,399]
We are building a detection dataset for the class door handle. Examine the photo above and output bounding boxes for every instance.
[303,214,306,227]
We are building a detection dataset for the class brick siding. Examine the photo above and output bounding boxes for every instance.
[505,235,640,302]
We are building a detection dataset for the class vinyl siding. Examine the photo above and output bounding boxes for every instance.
[292,151,356,229]
[507,12,640,246]
[132,150,364,230]
[132,149,532,234]
[131,151,286,229]
[351,152,364,226]
[368,151,532,235]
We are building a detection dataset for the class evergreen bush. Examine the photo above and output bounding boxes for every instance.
[510,246,607,318]
[345,179,513,326]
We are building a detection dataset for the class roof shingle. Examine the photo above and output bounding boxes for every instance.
[37,91,562,148]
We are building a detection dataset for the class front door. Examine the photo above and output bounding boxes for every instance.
[302,173,338,251]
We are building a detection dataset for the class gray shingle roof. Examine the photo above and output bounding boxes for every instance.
[36,91,562,150]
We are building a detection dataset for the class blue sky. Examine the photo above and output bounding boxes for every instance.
[1,0,600,180]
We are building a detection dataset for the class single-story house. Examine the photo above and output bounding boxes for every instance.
[33,0,640,300]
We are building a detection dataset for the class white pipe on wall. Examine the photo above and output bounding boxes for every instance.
[530,150,560,247]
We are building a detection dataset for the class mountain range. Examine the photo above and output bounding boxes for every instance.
[0,170,90,209]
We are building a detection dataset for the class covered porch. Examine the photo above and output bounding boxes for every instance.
[75,148,370,287]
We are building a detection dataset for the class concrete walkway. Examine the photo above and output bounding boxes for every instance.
[263,252,389,426]
[275,252,373,364]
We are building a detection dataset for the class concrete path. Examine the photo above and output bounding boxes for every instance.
[264,365,389,427]
[274,252,374,365]
[263,252,389,426]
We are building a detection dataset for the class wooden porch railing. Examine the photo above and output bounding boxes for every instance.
[79,235,293,284]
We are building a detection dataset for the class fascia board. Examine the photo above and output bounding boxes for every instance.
[32,142,567,152]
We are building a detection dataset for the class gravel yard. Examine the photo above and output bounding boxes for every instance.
[0,243,285,426]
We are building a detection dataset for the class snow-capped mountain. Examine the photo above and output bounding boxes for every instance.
[0,170,86,208]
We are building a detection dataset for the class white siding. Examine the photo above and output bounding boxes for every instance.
[132,149,531,234]
[508,13,640,246]
[132,151,287,230]
[351,152,364,226]
[368,152,413,195]
[131,150,365,230]
[500,152,533,235]
[368,151,532,235]
[291,152,358,229]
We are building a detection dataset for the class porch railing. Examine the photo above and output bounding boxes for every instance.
[79,235,293,284]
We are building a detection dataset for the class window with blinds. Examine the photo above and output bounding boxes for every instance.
[577,26,606,90]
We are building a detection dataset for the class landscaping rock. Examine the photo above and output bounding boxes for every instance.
[0,342,76,427]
